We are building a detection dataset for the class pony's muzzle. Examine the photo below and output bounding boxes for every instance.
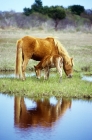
[37,76,40,79]
[67,74,72,78]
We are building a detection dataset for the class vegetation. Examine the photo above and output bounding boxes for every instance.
[31,0,43,13]
[22,0,92,30]
[47,6,66,30]
[0,72,92,99]
[23,0,66,30]
[68,5,85,15]
[0,0,92,30]
[23,0,43,15]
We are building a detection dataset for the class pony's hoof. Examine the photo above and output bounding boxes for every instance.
[22,78,26,81]
[59,78,62,83]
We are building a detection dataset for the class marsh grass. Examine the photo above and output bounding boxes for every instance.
[0,72,92,98]
[0,28,92,98]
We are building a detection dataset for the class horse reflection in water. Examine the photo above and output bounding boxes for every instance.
[14,97,71,128]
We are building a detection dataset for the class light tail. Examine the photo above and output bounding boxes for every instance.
[15,40,23,79]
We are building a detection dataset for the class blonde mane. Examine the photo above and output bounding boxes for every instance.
[54,38,71,64]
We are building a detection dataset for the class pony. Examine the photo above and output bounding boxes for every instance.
[15,36,73,80]
[34,54,63,82]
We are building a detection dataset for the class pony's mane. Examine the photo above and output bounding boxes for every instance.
[53,38,71,64]
[45,37,70,58]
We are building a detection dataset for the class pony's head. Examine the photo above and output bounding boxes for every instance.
[34,66,41,79]
[63,58,73,78]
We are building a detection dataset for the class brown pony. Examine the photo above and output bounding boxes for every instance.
[15,36,73,80]
[34,54,63,82]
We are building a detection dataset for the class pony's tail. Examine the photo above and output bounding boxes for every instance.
[15,39,23,78]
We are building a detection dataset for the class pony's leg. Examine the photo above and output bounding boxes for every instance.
[44,68,47,80]
[56,62,63,82]
[22,57,29,80]
[47,67,50,79]
[59,68,62,82]
[44,67,49,80]
[57,67,62,82]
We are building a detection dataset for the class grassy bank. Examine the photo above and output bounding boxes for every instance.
[0,28,92,98]
[0,72,92,98]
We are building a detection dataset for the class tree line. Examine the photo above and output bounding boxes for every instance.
[23,0,85,30]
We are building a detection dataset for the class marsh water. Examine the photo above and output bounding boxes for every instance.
[0,71,35,78]
[81,75,92,82]
[0,93,92,140]
[0,71,92,82]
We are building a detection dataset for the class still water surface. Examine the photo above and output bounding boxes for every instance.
[0,71,92,82]
[0,93,92,140]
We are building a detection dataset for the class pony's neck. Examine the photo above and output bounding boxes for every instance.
[36,61,43,70]
[62,54,71,64]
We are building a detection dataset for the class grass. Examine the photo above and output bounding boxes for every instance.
[0,72,92,99]
[0,28,92,98]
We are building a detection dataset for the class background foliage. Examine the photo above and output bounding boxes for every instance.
[0,0,92,31]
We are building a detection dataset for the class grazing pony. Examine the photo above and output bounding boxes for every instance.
[15,36,73,80]
[34,54,63,81]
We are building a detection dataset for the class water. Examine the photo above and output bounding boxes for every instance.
[0,72,92,82]
[0,93,92,140]
[82,75,92,82]
[0,71,35,78]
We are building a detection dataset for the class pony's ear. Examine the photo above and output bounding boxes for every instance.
[71,57,74,66]
[71,57,73,62]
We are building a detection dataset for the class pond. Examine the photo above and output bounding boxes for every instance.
[0,93,92,140]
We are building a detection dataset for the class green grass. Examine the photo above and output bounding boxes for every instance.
[0,72,92,98]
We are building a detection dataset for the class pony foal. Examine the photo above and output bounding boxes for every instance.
[34,54,63,82]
